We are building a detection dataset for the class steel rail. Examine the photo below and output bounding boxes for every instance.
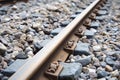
[9,0,104,80]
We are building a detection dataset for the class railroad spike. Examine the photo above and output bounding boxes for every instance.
[89,13,96,20]
[75,27,85,37]
[93,9,99,14]
[47,61,59,73]
[45,61,63,80]
[83,18,91,27]
[64,40,77,53]
[96,5,101,9]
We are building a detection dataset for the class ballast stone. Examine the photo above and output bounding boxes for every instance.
[60,21,70,27]
[90,22,100,29]
[98,10,108,16]
[74,42,90,55]
[84,29,95,38]
[34,39,51,50]
[2,59,28,76]
[0,42,7,55]
[101,7,108,11]
[95,16,105,21]
[59,62,82,80]
[70,15,77,19]
[81,5,87,9]
[51,28,63,36]
[97,70,108,78]
[75,9,83,14]
[75,55,92,66]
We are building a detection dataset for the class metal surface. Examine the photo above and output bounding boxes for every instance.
[9,0,105,80]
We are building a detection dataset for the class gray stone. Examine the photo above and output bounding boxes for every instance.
[11,5,18,10]
[112,27,118,32]
[0,73,3,80]
[0,37,8,46]
[60,21,70,27]
[27,51,34,58]
[19,11,29,20]
[7,59,14,66]
[59,63,82,80]
[95,16,105,21]
[97,70,108,78]
[2,76,9,80]
[39,39,51,47]
[70,15,77,19]
[113,61,120,69]
[10,51,19,58]
[34,41,43,50]
[81,5,87,9]
[106,4,111,7]
[25,46,33,53]
[31,13,41,18]
[32,22,41,31]
[80,73,89,79]
[93,45,102,52]
[84,30,95,38]
[88,68,97,78]
[90,22,100,29]
[94,59,100,67]
[0,42,7,55]
[98,78,106,80]
[0,9,7,15]
[75,9,83,14]
[33,39,50,50]
[51,28,63,36]
[106,51,120,55]
[15,53,28,59]
[111,70,119,77]
[109,77,118,80]
[74,42,90,55]
[90,28,97,33]
[75,56,92,66]
[43,28,51,35]
[26,34,33,43]
[98,10,108,16]
[101,7,108,11]
[46,4,59,11]
[105,57,115,66]
[2,59,28,76]
[1,17,11,23]
[100,62,107,68]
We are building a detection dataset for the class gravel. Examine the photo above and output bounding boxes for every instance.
[66,0,120,80]
[0,0,120,80]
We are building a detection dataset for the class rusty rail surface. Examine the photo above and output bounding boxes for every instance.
[9,0,107,80]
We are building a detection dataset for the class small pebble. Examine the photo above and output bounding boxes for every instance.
[15,53,28,59]
[93,45,102,52]
[105,57,115,66]
[97,70,108,78]
[111,70,119,77]
[105,65,113,72]
[26,34,33,43]
[0,42,7,55]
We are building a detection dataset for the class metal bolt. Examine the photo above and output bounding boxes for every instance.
[66,40,74,48]
[47,61,59,73]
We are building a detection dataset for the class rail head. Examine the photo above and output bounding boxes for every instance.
[9,0,104,80]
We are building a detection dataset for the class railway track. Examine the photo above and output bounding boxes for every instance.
[8,0,110,80]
